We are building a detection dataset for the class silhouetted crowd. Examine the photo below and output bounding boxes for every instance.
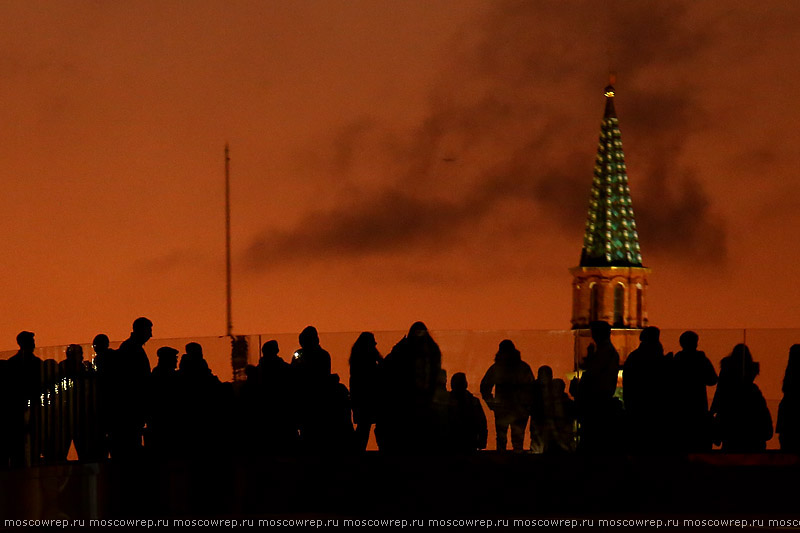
[574,322,779,454]
[0,318,798,468]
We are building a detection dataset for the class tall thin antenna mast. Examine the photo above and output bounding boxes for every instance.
[225,143,233,337]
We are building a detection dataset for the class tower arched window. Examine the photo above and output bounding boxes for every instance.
[636,284,643,327]
[590,283,601,322]
[613,283,625,327]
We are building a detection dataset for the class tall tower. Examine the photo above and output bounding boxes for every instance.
[570,82,650,362]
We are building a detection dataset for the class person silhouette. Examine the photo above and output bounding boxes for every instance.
[530,365,548,452]
[253,340,297,453]
[575,321,622,453]
[179,342,216,378]
[56,344,102,462]
[177,342,223,456]
[91,334,113,374]
[147,346,180,458]
[290,326,332,450]
[378,322,443,452]
[152,346,179,379]
[710,344,772,452]
[292,326,332,380]
[531,365,575,453]
[91,333,114,460]
[447,372,487,452]
[480,339,534,451]
[552,378,577,452]
[312,373,354,453]
[6,331,44,467]
[107,317,153,460]
[622,326,671,452]
[59,343,85,376]
[673,331,718,452]
[348,332,383,451]
[776,345,800,452]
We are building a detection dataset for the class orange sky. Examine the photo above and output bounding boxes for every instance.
[2,0,800,351]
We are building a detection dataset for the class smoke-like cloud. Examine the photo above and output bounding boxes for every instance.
[622,89,726,263]
[246,0,726,271]
[247,187,495,263]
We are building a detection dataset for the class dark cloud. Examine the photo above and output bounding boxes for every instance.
[608,2,711,72]
[246,0,726,271]
[246,186,496,266]
[621,88,726,264]
[637,169,726,264]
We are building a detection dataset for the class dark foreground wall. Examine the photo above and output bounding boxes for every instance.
[2,453,800,520]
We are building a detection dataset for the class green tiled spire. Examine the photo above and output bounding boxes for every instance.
[579,84,643,267]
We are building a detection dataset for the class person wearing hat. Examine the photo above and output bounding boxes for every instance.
[153,346,178,378]
[146,346,179,457]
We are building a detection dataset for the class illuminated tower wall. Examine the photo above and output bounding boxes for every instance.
[571,83,651,364]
